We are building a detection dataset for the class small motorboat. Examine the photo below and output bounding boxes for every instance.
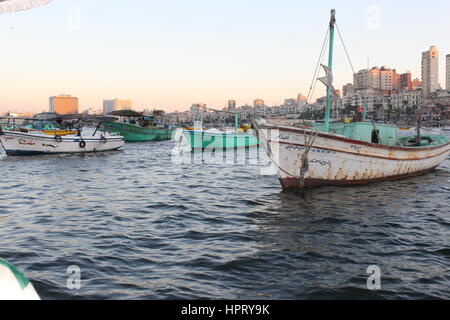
[0,115,125,156]
[182,128,259,151]
[182,107,259,151]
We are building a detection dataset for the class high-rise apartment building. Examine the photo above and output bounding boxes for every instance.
[49,94,79,115]
[421,46,439,98]
[103,99,133,115]
[342,83,355,97]
[297,93,307,103]
[412,78,422,90]
[190,103,207,113]
[253,99,265,108]
[228,100,237,110]
[398,72,412,90]
[446,54,450,91]
[353,67,398,91]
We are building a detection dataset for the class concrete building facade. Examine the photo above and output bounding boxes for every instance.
[331,88,423,118]
[354,67,398,91]
[49,94,79,115]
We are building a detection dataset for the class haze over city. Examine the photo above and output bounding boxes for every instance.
[1,0,449,113]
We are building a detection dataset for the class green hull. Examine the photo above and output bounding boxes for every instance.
[183,130,259,150]
[105,122,173,142]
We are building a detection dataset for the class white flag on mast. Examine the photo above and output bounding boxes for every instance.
[318,64,338,97]
[0,0,52,14]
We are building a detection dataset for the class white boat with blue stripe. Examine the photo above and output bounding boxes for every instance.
[0,128,125,156]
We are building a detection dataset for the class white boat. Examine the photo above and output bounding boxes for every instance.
[181,107,259,151]
[0,128,124,156]
[255,10,450,190]
[182,128,259,151]
[256,121,450,189]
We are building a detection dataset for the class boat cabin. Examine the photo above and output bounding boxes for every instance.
[304,121,450,148]
[309,122,398,146]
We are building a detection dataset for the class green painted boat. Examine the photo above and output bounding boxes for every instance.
[105,121,173,142]
[106,110,173,142]
[183,129,259,150]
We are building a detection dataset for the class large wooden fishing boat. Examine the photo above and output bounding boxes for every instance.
[255,10,450,190]
[106,110,173,142]
[256,121,450,189]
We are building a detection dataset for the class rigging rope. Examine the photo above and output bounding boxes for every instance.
[335,22,355,75]
[304,21,355,111]
[305,27,330,106]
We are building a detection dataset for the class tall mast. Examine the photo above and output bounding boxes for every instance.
[324,9,336,132]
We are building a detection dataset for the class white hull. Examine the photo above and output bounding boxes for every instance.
[0,131,125,156]
[257,124,450,189]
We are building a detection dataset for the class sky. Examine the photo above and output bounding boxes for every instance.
[1,0,449,113]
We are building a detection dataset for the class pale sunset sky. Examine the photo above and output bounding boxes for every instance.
[1,0,449,113]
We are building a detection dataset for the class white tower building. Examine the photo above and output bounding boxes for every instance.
[421,46,439,98]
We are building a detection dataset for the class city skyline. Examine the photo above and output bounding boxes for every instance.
[1,0,450,113]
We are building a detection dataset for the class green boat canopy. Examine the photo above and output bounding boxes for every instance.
[33,114,118,123]
[81,115,119,123]
[109,110,144,118]
[34,113,82,121]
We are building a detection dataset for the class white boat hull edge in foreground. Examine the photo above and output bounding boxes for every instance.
[0,259,40,300]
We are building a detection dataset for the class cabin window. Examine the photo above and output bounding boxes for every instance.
[371,129,380,144]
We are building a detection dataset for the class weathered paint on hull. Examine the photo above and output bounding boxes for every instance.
[279,166,439,189]
[105,122,173,142]
[0,131,125,156]
[258,124,450,190]
[183,130,259,150]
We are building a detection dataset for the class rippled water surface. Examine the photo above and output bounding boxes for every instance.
[0,141,449,299]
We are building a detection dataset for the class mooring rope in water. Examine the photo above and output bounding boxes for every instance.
[253,122,320,187]
[298,124,319,189]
